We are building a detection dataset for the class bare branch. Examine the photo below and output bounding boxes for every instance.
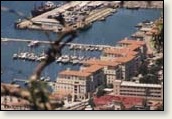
[1,4,77,110]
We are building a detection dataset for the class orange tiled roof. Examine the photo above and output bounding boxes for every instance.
[113,55,135,63]
[59,70,91,77]
[94,95,143,109]
[118,39,145,46]
[126,44,141,51]
[82,65,103,73]
[82,59,119,67]
[103,48,138,56]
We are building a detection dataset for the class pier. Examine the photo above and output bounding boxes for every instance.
[15,1,120,33]
[1,37,117,51]
[13,78,53,85]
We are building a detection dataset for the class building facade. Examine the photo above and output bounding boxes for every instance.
[55,70,92,101]
[81,65,105,87]
[117,38,147,60]
[82,59,121,85]
[100,38,147,80]
[113,80,163,100]
[54,66,104,101]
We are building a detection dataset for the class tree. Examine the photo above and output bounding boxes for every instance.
[96,87,105,97]
[148,63,159,72]
[156,57,163,66]
[152,19,164,52]
[140,74,159,84]
[107,84,113,88]
[138,61,148,75]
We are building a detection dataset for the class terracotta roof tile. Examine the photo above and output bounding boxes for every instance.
[82,65,103,73]
[118,39,145,46]
[93,95,143,109]
[59,70,91,77]
[103,48,138,56]
[113,55,135,63]
[82,59,119,67]
[126,44,141,51]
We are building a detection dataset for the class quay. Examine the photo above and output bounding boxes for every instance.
[1,37,52,44]
[15,1,120,33]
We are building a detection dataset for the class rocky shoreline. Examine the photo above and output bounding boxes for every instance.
[122,1,163,9]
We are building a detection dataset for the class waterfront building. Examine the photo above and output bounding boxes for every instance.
[54,65,104,101]
[55,70,91,101]
[100,38,147,80]
[81,65,105,87]
[82,59,121,85]
[113,80,163,100]
[101,47,141,80]
[117,38,147,60]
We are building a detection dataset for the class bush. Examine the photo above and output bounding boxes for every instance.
[140,74,159,84]
[107,84,113,88]
[96,88,105,97]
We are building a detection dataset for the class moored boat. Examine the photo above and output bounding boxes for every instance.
[31,1,57,17]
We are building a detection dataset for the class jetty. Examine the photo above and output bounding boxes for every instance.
[1,37,116,51]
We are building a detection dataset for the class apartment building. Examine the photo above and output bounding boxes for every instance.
[101,47,139,60]
[113,80,163,100]
[101,47,141,80]
[55,65,104,101]
[55,70,92,101]
[117,38,147,60]
[100,39,147,80]
[113,55,139,80]
[81,65,105,87]
[82,59,121,85]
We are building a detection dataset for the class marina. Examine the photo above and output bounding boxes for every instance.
[1,1,163,111]
[1,1,162,86]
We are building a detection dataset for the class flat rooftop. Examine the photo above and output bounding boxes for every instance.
[121,81,162,88]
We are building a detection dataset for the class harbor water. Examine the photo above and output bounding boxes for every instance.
[1,1,162,84]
